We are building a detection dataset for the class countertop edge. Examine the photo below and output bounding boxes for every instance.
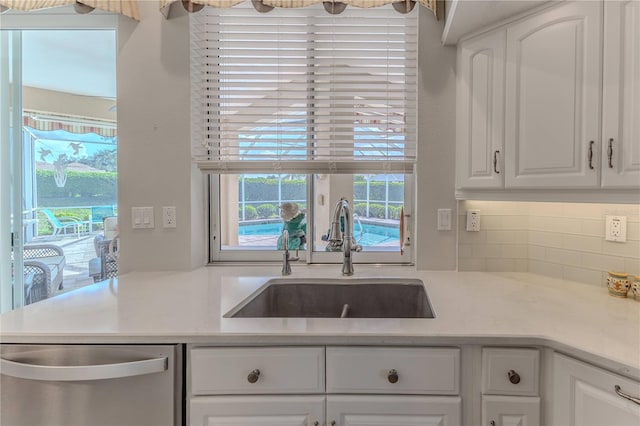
[2,333,638,381]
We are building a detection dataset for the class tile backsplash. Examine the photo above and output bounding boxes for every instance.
[458,201,640,286]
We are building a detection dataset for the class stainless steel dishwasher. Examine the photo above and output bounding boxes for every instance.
[0,344,182,426]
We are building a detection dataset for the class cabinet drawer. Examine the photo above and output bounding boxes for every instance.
[326,347,460,395]
[190,347,325,395]
[482,348,539,396]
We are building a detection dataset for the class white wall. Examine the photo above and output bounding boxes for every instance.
[415,8,458,270]
[117,3,205,272]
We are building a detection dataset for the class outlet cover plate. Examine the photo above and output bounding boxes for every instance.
[605,215,626,242]
[466,210,480,232]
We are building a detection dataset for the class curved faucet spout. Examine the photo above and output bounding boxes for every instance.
[328,198,361,275]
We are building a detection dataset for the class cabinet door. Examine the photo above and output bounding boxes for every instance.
[327,395,461,426]
[189,395,324,426]
[456,29,506,189]
[552,353,640,426]
[482,395,540,426]
[505,1,602,188]
[601,0,640,188]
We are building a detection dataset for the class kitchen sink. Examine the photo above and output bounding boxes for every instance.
[225,278,434,319]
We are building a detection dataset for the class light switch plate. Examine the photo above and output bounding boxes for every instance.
[437,208,452,231]
[132,207,154,229]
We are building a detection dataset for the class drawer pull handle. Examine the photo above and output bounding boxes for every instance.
[490,421,496,426]
[247,369,261,383]
[615,385,640,405]
[313,422,319,426]
[588,140,595,170]
[508,370,520,384]
[493,150,500,174]
[331,422,336,426]
[388,369,399,384]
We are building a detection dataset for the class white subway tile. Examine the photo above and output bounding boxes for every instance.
[501,244,529,259]
[486,230,528,244]
[529,231,563,248]
[562,266,603,286]
[459,228,487,244]
[530,260,564,278]
[580,253,625,273]
[627,222,640,241]
[624,258,640,277]
[562,234,602,253]
[472,244,502,258]
[482,215,527,230]
[545,248,582,267]
[581,219,604,238]
[458,244,473,258]
[458,258,486,271]
[601,240,640,259]
[487,258,526,272]
[529,245,547,261]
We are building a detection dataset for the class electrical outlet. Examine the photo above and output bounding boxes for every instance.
[466,210,480,232]
[605,215,627,242]
[163,206,177,228]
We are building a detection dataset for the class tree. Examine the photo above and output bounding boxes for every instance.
[77,149,117,172]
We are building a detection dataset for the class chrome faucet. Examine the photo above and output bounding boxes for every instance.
[281,229,299,275]
[326,198,362,275]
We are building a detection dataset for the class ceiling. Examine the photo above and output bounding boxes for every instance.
[21,29,116,99]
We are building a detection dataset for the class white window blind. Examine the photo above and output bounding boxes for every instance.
[191,3,417,174]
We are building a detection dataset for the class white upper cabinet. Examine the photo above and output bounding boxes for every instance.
[601,0,640,188]
[504,1,602,188]
[455,0,639,197]
[457,29,506,189]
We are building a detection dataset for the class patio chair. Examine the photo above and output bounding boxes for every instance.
[23,244,66,303]
[88,216,119,282]
[41,208,85,238]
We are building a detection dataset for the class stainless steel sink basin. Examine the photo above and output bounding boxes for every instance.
[225,278,434,318]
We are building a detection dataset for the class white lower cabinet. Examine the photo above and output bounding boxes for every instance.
[327,395,461,426]
[190,395,325,426]
[482,395,540,426]
[189,346,462,426]
[552,353,640,426]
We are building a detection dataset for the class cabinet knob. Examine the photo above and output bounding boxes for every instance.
[388,369,399,384]
[331,422,336,426]
[247,369,261,383]
[507,369,520,384]
[490,421,496,426]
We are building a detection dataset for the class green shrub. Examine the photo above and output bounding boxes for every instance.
[354,203,367,217]
[257,204,278,218]
[388,205,401,220]
[368,203,386,219]
[36,170,117,207]
[241,205,258,220]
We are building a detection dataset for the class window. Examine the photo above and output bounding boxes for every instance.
[191,3,417,263]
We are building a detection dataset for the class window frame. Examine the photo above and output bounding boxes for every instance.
[208,173,414,264]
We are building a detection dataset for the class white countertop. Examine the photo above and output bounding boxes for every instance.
[1,265,639,379]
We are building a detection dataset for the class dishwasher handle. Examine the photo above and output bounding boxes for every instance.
[0,356,168,382]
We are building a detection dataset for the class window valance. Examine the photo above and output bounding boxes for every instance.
[0,0,140,20]
[162,0,436,19]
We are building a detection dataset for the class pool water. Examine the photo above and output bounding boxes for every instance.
[239,221,399,246]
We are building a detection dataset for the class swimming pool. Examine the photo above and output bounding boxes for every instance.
[238,221,399,246]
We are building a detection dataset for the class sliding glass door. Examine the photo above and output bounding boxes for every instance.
[0,25,117,312]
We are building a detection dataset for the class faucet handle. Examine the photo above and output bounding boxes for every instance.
[352,244,362,253]
[289,249,300,262]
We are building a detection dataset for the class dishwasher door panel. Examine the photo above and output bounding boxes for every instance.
[0,344,181,426]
